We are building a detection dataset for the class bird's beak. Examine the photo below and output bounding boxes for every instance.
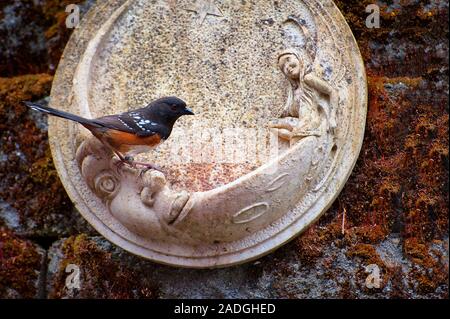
[183,107,194,115]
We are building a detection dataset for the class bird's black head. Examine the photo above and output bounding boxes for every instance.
[148,96,194,125]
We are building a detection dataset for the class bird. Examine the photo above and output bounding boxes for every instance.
[23,96,194,171]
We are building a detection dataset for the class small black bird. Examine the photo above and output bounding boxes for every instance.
[24,96,194,169]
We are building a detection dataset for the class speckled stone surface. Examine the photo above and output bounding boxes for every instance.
[61,0,321,191]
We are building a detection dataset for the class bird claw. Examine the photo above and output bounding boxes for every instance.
[113,154,164,176]
[124,155,134,163]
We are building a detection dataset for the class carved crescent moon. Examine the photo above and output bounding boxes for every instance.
[49,0,367,268]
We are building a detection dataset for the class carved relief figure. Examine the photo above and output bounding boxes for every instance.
[270,48,338,145]
[75,136,191,239]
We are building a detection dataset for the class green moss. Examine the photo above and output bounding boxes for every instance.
[0,74,76,237]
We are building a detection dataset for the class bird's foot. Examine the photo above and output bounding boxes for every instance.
[124,155,134,164]
[115,155,164,175]
[128,157,164,176]
[114,155,134,172]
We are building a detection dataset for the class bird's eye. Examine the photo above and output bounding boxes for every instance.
[170,105,177,111]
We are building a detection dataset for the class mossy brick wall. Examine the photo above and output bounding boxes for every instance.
[0,0,448,298]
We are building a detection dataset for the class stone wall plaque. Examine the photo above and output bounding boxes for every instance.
[49,0,367,268]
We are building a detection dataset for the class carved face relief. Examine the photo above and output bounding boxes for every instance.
[279,53,302,80]
[49,0,367,268]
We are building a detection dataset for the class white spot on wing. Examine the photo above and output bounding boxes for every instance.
[118,117,133,130]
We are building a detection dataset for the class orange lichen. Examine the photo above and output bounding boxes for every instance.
[404,238,449,294]
[347,244,384,266]
[346,244,387,291]
[0,74,74,237]
[292,0,449,298]
[295,218,343,264]
[0,230,43,298]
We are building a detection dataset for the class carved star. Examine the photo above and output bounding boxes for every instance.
[185,0,223,25]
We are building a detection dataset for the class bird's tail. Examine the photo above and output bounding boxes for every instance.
[23,101,96,127]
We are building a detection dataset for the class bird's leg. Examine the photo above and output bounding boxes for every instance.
[113,151,132,171]
[115,152,135,167]
[121,154,164,175]
[113,150,125,162]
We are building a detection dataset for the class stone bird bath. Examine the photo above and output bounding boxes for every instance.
[49,0,367,268]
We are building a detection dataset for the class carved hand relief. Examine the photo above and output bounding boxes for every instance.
[49,0,367,268]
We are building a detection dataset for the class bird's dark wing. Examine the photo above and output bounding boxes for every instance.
[92,110,162,137]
